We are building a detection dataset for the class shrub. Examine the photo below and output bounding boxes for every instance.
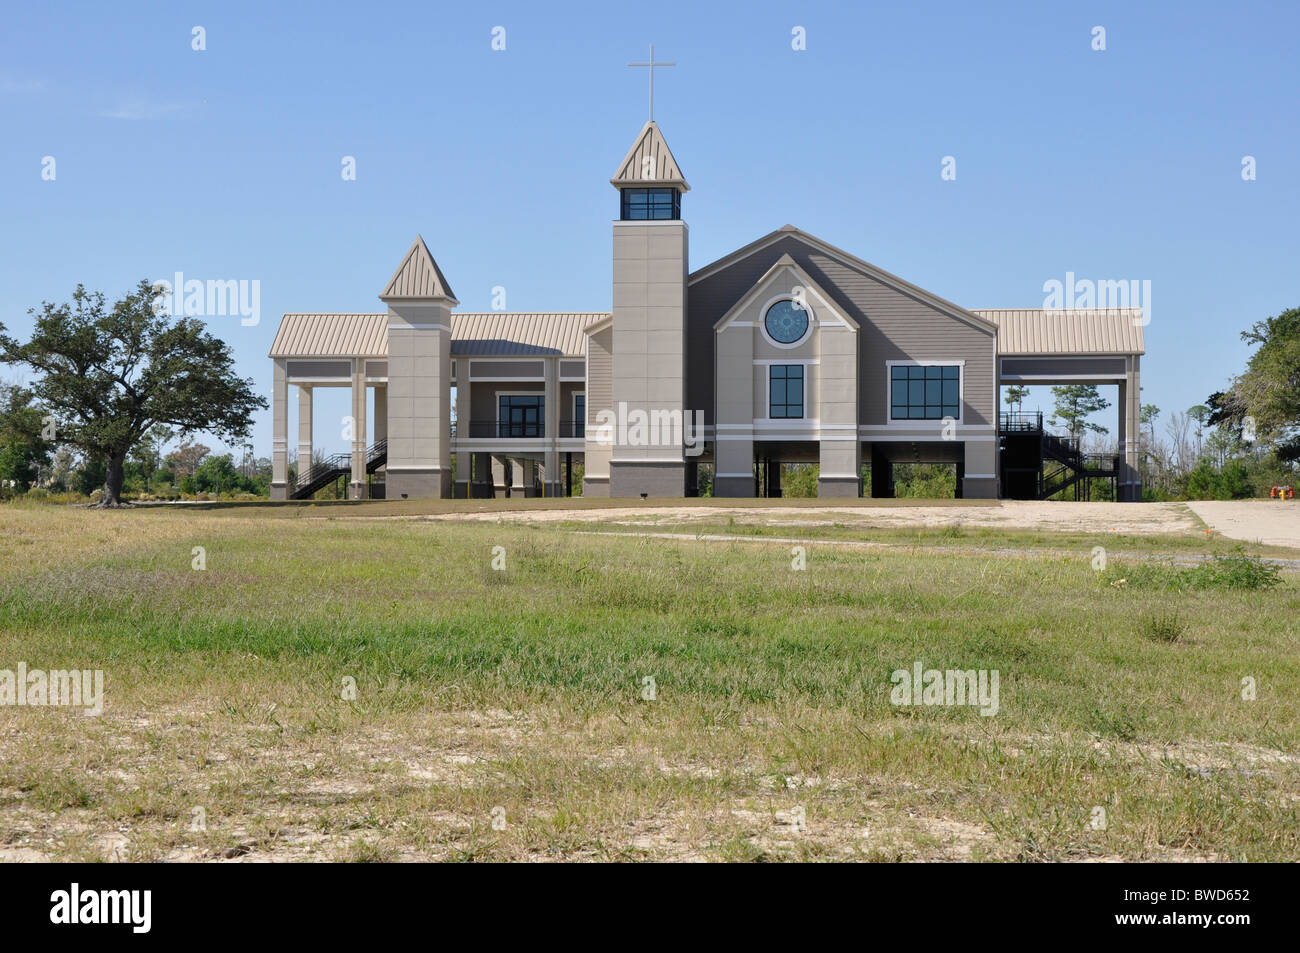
[1140,610,1185,643]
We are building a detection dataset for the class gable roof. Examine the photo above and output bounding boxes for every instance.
[690,225,997,335]
[269,312,607,359]
[380,235,458,302]
[610,120,690,191]
[971,309,1145,356]
[713,253,859,332]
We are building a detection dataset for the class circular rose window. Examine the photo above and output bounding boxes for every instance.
[763,299,810,345]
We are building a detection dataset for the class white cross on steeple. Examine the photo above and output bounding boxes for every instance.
[627,44,675,122]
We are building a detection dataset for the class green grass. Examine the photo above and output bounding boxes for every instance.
[0,503,1296,862]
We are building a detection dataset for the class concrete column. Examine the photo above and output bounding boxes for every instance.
[349,360,368,499]
[713,321,755,498]
[1120,356,1142,501]
[962,439,998,499]
[453,378,469,498]
[271,359,288,499]
[543,357,561,497]
[510,458,526,496]
[373,384,387,442]
[492,455,507,497]
[296,386,313,488]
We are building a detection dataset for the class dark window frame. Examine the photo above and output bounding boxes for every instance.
[769,365,805,419]
[497,394,545,437]
[889,364,961,421]
[619,188,681,220]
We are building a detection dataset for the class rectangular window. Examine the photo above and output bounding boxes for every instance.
[890,364,960,420]
[573,394,585,438]
[620,188,680,220]
[498,395,544,437]
[769,365,805,419]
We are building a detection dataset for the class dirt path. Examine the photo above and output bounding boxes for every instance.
[400,500,1201,536]
[1186,500,1300,548]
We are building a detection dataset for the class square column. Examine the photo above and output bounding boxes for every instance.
[373,384,387,442]
[297,385,313,488]
[962,439,998,499]
[1119,356,1142,501]
[270,359,288,500]
[543,357,562,497]
[349,360,368,499]
[453,378,469,498]
[491,455,507,497]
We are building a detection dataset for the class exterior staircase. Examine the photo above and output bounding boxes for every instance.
[291,440,387,500]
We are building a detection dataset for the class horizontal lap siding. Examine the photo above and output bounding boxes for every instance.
[687,236,995,428]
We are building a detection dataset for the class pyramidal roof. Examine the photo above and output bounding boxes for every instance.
[379,235,457,303]
[610,120,690,191]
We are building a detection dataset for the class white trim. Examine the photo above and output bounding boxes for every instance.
[757,293,814,350]
[818,473,862,480]
[963,473,997,480]
[885,360,964,427]
[610,456,687,464]
[765,363,807,421]
[388,323,450,331]
[999,374,1126,382]
[859,423,994,432]
[688,228,997,336]
[753,358,819,366]
[715,472,756,479]
[865,434,997,443]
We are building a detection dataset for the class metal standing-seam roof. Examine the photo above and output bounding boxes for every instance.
[379,235,458,302]
[610,120,690,191]
[971,309,1146,356]
[269,312,609,359]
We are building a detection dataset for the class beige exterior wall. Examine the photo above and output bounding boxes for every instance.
[270,358,288,499]
[713,259,861,497]
[582,324,613,496]
[386,301,452,499]
[609,219,687,497]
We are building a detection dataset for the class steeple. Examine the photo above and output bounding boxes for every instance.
[379,235,457,304]
[610,120,690,192]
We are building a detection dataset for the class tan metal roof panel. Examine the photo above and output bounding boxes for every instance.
[379,235,457,302]
[971,309,1145,356]
[610,120,690,191]
[269,312,609,359]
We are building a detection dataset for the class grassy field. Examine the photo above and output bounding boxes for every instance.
[0,500,1297,862]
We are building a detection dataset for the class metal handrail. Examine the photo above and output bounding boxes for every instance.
[465,420,545,438]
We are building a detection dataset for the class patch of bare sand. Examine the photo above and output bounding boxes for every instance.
[1186,500,1300,549]
[389,500,1200,537]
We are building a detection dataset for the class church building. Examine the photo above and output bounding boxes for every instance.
[269,120,1146,502]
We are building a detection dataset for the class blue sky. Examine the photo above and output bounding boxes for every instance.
[2,0,1297,457]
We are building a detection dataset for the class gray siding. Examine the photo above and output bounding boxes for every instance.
[687,235,996,428]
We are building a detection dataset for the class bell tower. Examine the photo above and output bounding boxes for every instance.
[380,235,457,500]
[607,120,690,497]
